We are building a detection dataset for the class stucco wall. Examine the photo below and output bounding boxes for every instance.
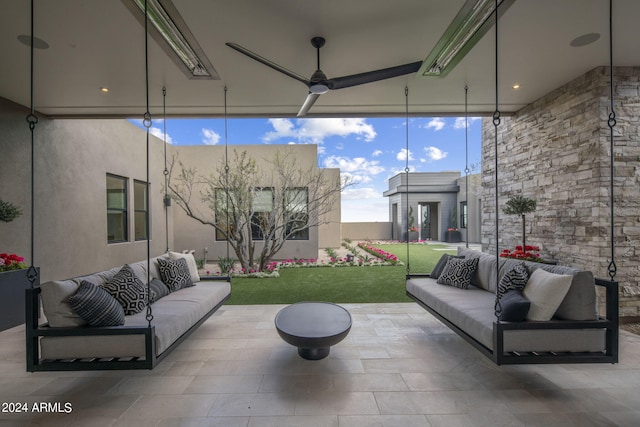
[169,144,337,262]
[482,66,640,316]
[0,115,171,282]
[341,222,392,241]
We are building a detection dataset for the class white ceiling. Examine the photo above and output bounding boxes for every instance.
[1,0,638,118]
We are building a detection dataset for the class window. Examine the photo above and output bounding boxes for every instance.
[251,188,273,240]
[134,180,149,240]
[107,174,128,243]
[460,201,468,229]
[214,189,236,241]
[285,188,309,240]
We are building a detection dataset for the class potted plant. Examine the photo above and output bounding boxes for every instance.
[445,206,461,243]
[0,198,38,331]
[407,206,419,241]
[503,195,537,250]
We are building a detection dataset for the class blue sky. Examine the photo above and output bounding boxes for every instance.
[132,117,481,222]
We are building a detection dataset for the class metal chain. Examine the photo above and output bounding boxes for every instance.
[404,86,410,276]
[26,0,39,289]
[607,0,617,281]
[143,0,154,325]
[162,86,170,253]
[464,85,469,249]
[493,0,502,318]
[224,86,231,264]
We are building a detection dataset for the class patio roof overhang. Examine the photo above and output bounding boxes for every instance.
[1,0,639,119]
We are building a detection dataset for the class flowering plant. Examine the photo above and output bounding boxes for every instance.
[0,253,27,272]
[500,245,542,262]
[357,242,400,265]
[447,227,459,232]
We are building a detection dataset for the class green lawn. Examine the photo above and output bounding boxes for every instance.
[225,243,455,305]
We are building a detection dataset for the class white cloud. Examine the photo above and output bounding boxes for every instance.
[202,128,221,145]
[396,148,414,161]
[148,126,174,144]
[262,118,376,144]
[323,155,384,175]
[323,155,385,188]
[372,149,383,157]
[453,116,481,129]
[341,171,372,184]
[425,117,445,131]
[424,146,447,161]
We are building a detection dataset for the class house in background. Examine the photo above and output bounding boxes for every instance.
[384,171,481,243]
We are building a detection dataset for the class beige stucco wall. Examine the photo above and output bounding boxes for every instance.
[0,115,172,282]
[318,168,342,249]
[169,144,339,262]
[341,222,392,241]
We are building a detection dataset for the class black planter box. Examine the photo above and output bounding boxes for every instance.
[0,269,39,331]
[445,230,461,243]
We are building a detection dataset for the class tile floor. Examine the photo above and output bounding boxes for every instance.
[1,303,640,426]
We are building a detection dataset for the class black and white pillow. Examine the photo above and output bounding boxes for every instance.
[148,277,170,303]
[497,263,529,301]
[431,254,464,279]
[102,264,148,315]
[436,257,479,289]
[68,280,125,326]
[158,257,193,292]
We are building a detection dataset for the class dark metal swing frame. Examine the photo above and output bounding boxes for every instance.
[23,0,232,372]
[406,0,619,365]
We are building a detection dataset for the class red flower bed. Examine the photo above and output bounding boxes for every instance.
[500,245,542,262]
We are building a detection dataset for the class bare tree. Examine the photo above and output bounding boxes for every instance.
[168,148,348,272]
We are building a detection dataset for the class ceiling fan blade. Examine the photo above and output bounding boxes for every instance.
[327,61,423,90]
[297,93,321,117]
[226,42,310,86]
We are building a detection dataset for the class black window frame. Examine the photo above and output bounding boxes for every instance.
[134,179,150,241]
[107,173,128,243]
[460,201,468,229]
[251,188,274,240]
[285,187,309,240]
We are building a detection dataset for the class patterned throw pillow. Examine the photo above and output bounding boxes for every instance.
[497,263,529,301]
[148,277,170,303]
[168,251,201,283]
[102,264,148,315]
[436,257,479,289]
[68,280,125,326]
[431,254,464,279]
[158,257,193,292]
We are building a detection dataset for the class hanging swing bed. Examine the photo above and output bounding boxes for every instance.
[405,0,619,365]
[24,1,231,371]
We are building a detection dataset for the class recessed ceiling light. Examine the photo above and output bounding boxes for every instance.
[570,32,601,47]
[99,87,110,93]
[512,84,520,90]
[17,34,49,49]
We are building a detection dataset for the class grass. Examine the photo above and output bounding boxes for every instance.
[225,243,456,305]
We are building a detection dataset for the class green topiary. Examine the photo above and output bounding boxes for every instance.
[0,198,22,223]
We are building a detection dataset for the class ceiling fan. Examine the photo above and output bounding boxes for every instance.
[226,37,422,116]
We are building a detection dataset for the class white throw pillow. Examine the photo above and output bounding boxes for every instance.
[169,251,200,283]
[523,269,572,321]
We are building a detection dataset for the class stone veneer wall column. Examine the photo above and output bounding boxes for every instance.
[482,66,640,317]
